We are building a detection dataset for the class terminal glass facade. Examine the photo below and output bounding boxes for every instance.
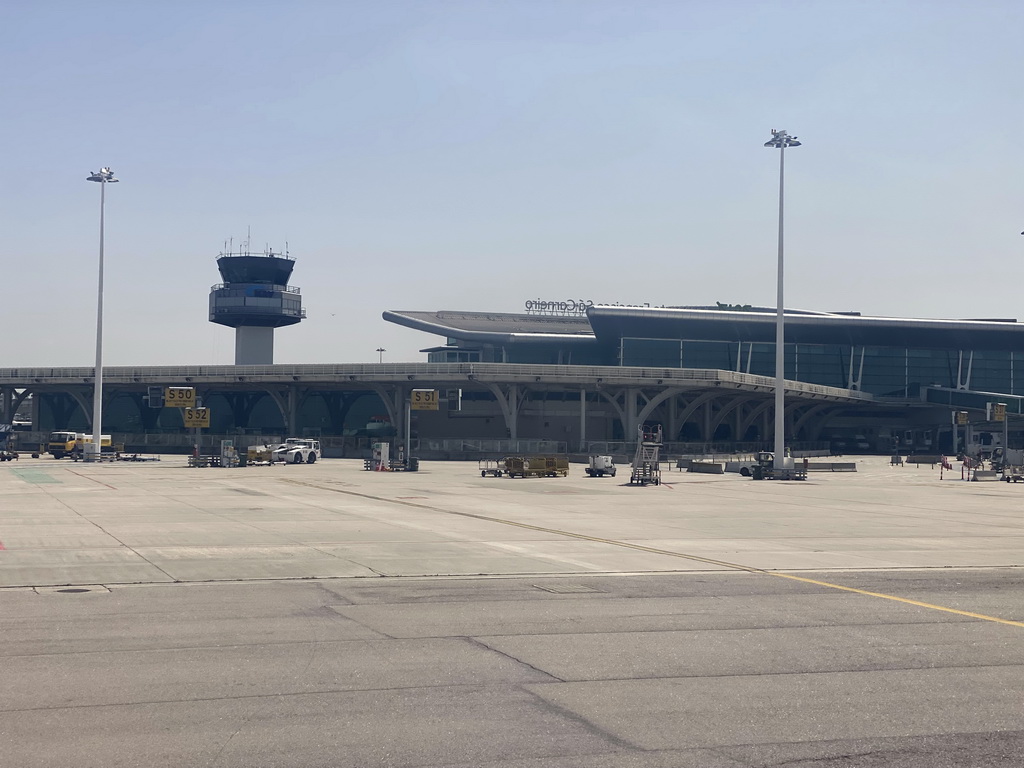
[620,337,1022,397]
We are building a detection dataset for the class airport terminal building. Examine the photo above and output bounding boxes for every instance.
[4,303,1024,457]
[387,303,1024,398]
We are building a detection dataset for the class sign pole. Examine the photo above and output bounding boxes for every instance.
[952,410,958,457]
[166,387,210,461]
[997,402,1008,469]
[405,396,411,470]
[407,389,438,469]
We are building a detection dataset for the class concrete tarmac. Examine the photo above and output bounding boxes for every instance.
[1,456,1023,766]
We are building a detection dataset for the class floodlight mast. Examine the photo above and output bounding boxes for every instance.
[86,167,119,462]
[763,131,800,474]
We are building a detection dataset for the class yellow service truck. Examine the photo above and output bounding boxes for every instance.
[47,432,112,459]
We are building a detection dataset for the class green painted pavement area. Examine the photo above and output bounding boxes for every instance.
[11,468,60,484]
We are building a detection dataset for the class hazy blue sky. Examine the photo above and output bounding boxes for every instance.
[3,0,1022,366]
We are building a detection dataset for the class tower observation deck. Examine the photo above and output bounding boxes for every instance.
[209,247,305,365]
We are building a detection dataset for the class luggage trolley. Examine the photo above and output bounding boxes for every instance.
[479,458,505,477]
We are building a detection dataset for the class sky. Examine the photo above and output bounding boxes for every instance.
[3,0,1022,367]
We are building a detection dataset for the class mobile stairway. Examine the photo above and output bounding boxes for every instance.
[629,424,663,486]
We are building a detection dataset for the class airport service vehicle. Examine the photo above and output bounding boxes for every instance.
[725,457,761,477]
[504,455,569,478]
[585,455,616,477]
[0,427,17,461]
[47,431,78,459]
[991,447,1024,481]
[728,451,801,478]
[748,451,776,480]
[47,432,112,459]
[991,447,1024,468]
[271,438,321,464]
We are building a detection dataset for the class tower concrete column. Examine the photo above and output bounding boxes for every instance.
[235,327,275,366]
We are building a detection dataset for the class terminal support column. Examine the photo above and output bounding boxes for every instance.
[594,387,630,443]
[287,387,299,437]
[625,388,640,438]
[261,388,295,437]
[483,383,520,442]
[369,385,404,437]
[68,389,93,429]
[30,391,40,430]
[579,388,586,452]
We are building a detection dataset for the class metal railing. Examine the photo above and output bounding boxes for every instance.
[11,431,834,460]
[209,283,301,293]
[417,439,569,455]
[209,306,306,319]
[0,362,873,401]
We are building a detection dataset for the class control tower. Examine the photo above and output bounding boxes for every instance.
[209,246,305,365]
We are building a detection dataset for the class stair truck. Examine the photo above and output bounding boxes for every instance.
[629,425,662,486]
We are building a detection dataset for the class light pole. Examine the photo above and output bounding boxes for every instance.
[376,347,386,363]
[763,130,800,474]
[86,167,119,462]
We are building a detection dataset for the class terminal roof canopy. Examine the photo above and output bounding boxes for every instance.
[585,306,1024,350]
[384,306,1024,352]
[382,310,596,345]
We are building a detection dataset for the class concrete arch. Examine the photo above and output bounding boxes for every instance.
[635,387,685,430]
[791,403,836,440]
[214,391,267,431]
[706,394,763,441]
[127,391,163,431]
[369,384,403,435]
[674,391,725,428]
[5,388,33,422]
[67,389,92,427]
[594,388,628,440]
[317,391,369,434]
[261,388,291,433]
[482,382,523,440]
[739,400,773,440]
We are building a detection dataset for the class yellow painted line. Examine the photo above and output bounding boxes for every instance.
[762,572,1024,628]
[282,478,1024,629]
